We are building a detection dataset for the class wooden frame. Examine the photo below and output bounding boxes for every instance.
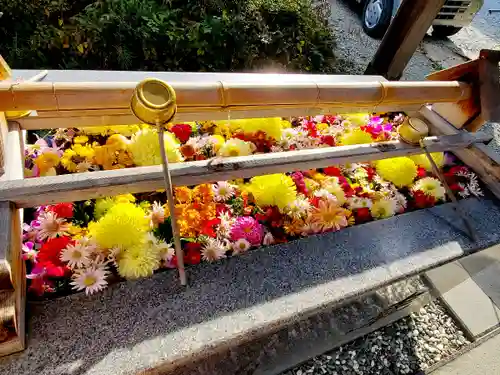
[0,72,499,357]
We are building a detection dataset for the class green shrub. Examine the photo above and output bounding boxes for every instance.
[0,0,339,73]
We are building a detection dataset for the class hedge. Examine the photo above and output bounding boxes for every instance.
[0,0,340,73]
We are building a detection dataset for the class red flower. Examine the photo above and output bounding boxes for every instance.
[320,135,335,146]
[201,218,221,237]
[417,167,427,178]
[170,124,192,143]
[310,196,321,208]
[48,203,73,218]
[37,236,73,266]
[354,207,372,223]
[184,242,201,253]
[184,250,201,265]
[216,203,230,216]
[291,172,308,195]
[449,183,464,192]
[323,166,341,177]
[413,190,436,209]
[304,121,319,138]
[365,167,376,181]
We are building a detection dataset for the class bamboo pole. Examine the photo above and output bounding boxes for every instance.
[0,133,490,208]
[0,80,472,114]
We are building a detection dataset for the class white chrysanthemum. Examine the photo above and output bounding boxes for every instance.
[37,211,70,240]
[466,173,483,197]
[370,198,398,220]
[201,238,226,262]
[322,178,346,205]
[148,201,166,228]
[346,197,373,210]
[284,196,312,219]
[157,241,175,262]
[314,189,337,202]
[212,181,236,202]
[232,238,251,254]
[412,177,446,201]
[263,232,275,246]
[394,191,408,212]
[70,265,109,295]
[60,242,92,269]
[217,211,235,238]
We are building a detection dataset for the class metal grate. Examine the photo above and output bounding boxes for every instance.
[436,0,471,19]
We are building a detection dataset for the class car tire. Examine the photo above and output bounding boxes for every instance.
[432,25,462,38]
[362,0,393,39]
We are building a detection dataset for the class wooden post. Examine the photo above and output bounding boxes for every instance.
[0,56,26,355]
[365,0,446,80]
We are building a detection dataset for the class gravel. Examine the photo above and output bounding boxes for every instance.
[282,300,470,375]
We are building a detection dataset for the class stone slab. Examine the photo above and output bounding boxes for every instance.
[426,246,500,338]
[1,198,500,375]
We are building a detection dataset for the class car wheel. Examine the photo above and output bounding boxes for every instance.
[432,25,462,38]
[362,0,393,39]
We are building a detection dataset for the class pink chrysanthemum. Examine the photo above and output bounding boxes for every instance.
[230,216,263,246]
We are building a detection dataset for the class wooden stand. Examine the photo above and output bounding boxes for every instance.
[0,56,499,357]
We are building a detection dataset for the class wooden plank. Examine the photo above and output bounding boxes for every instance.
[0,202,25,356]
[0,133,491,208]
[419,105,500,200]
[365,0,446,80]
[16,104,427,130]
[478,50,500,123]
[0,80,472,113]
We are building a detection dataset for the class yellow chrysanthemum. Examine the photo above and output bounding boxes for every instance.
[246,174,297,210]
[174,186,192,203]
[412,177,446,200]
[115,194,136,203]
[340,129,373,146]
[410,152,445,172]
[370,198,397,219]
[61,149,78,172]
[129,127,183,166]
[210,135,225,152]
[93,145,116,169]
[117,242,161,280]
[73,143,95,159]
[284,218,305,236]
[73,135,89,144]
[376,157,418,188]
[227,118,283,140]
[344,113,370,126]
[321,177,346,205]
[93,198,116,219]
[106,134,130,151]
[89,203,149,250]
[218,138,254,157]
[34,151,60,174]
[281,120,292,129]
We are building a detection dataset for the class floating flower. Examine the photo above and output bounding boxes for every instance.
[263,232,275,246]
[228,118,283,140]
[48,203,73,219]
[246,174,297,211]
[170,124,192,143]
[37,236,73,268]
[232,238,251,253]
[309,200,349,232]
[34,151,60,175]
[37,211,70,240]
[339,129,373,146]
[148,201,166,228]
[346,197,373,210]
[22,241,37,262]
[106,134,130,150]
[218,138,254,157]
[70,265,109,295]
[60,240,93,269]
[412,177,446,201]
[376,157,417,188]
[89,203,149,250]
[129,127,183,166]
[321,177,347,205]
[370,198,398,219]
[231,216,263,246]
[283,218,305,236]
[410,152,445,172]
[283,196,312,219]
[117,243,161,279]
[212,181,236,202]
[201,238,227,262]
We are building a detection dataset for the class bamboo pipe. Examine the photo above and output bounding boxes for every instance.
[0,80,472,113]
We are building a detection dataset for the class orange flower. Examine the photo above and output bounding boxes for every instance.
[174,186,192,204]
[174,202,216,237]
[193,184,213,203]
